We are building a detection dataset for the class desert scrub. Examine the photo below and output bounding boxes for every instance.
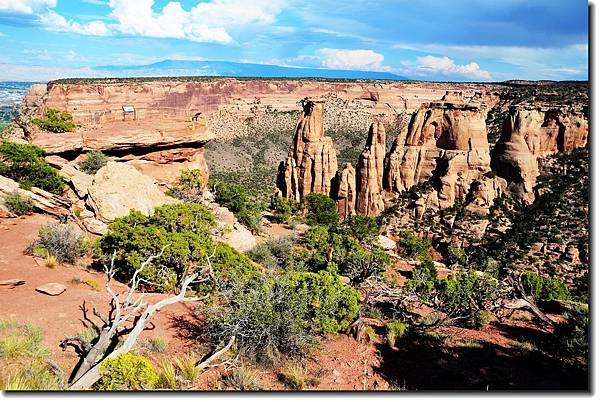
[204,270,359,364]
[0,319,60,390]
[385,321,408,347]
[84,278,100,291]
[521,270,571,302]
[78,150,107,174]
[32,108,76,133]
[98,203,260,293]
[246,236,294,271]
[279,364,310,390]
[304,193,339,227]
[168,169,208,203]
[145,337,168,353]
[210,179,264,234]
[397,230,432,260]
[29,222,88,263]
[221,367,261,390]
[96,353,159,390]
[2,190,34,216]
[174,353,200,383]
[0,141,65,194]
[156,361,178,389]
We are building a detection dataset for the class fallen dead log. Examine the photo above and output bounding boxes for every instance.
[0,279,26,288]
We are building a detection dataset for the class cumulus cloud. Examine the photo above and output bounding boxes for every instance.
[0,0,55,14]
[403,55,492,80]
[315,48,388,71]
[39,10,110,36]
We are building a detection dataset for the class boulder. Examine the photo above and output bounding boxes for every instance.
[378,235,396,251]
[86,162,178,223]
[36,283,66,296]
[277,99,338,201]
[83,217,108,235]
[356,122,386,216]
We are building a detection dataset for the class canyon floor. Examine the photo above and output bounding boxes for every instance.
[0,213,587,391]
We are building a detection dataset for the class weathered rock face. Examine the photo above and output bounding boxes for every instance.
[0,175,71,217]
[385,93,491,209]
[491,106,588,202]
[86,162,178,222]
[277,100,338,201]
[355,122,386,216]
[334,163,356,220]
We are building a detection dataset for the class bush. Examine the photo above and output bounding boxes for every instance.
[0,141,65,194]
[247,237,294,271]
[521,270,571,302]
[222,367,261,390]
[304,193,339,227]
[168,169,208,203]
[204,270,359,364]
[31,108,76,133]
[447,246,467,266]
[279,364,310,390]
[270,196,300,224]
[397,231,431,260]
[78,151,107,174]
[98,203,258,292]
[97,353,159,390]
[301,224,390,283]
[385,320,408,347]
[555,304,588,362]
[29,223,88,263]
[3,190,34,215]
[342,214,380,243]
[211,179,264,234]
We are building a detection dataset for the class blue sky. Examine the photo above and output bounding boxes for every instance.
[0,0,589,81]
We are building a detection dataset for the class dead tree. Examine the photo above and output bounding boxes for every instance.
[62,247,216,390]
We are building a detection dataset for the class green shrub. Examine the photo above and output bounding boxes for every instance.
[447,246,467,266]
[279,364,310,390]
[211,179,264,234]
[406,258,438,300]
[78,150,107,174]
[300,224,390,283]
[146,337,168,353]
[3,190,34,215]
[32,108,76,133]
[270,196,301,224]
[204,270,359,364]
[304,193,339,227]
[342,214,380,243]
[168,169,208,203]
[385,320,408,347]
[98,203,258,292]
[0,141,65,194]
[97,353,159,390]
[397,231,431,260]
[29,223,88,263]
[555,304,588,361]
[521,270,571,302]
[247,237,294,270]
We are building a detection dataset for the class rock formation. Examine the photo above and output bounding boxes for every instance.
[86,162,178,223]
[0,175,71,218]
[355,122,386,216]
[491,106,588,203]
[333,163,356,220]
[277,99,338,201]
[385,92,491,209]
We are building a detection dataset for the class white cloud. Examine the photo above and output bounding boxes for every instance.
[393,42,588,80]
[0,0,55,14]
[39,10,110,36]
[409,55,492,80]
[104,0,286,44]
[315,48,388,71]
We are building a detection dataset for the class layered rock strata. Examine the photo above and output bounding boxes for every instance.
[334,163,356,220]
[491,106,588,203]
[355,122,386,216]
[385,92,491,209]
[277,99,338,201]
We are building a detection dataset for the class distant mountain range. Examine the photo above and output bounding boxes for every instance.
[95,59,408,80]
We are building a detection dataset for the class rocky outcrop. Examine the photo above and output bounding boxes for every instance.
[86,162,178,222]
[0,175,71,217]
[385,92,491,209]
[277,99,338,201]
[491,106,588,203]
[356,122,386,216]
[333,163,356,220]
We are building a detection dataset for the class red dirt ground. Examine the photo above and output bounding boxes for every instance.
[0,214,588,391]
